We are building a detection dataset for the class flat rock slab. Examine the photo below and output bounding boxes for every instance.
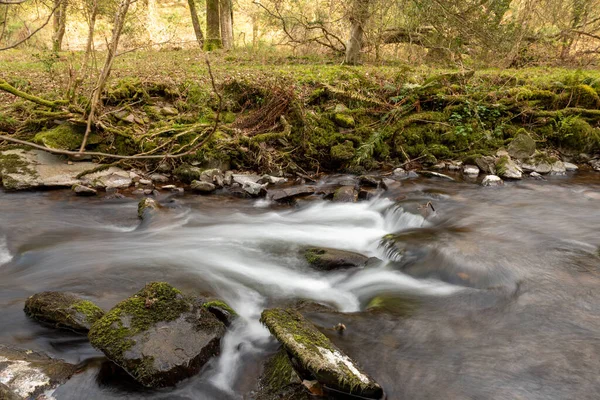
[0,345,76,399]
[261,309,383,399]
[0,149,96,190]
[268,186,315,202]
[88,282,226,388]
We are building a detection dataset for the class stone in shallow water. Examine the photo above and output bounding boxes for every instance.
[304,247,369,271]
[589,159,600,171]
[0,345,76,399]
[475,156,496,174]
[564,162,578,171]
[24,291,104,333]
[550,161,567,176]
[496,157,522,180]
[481,175,504,187]
[190,180,216,194]
[88,282,225,388]
[332,186,357,202]
[260,308,383,399]
[72,184,97,196]
[268,186,315,202]
[463,165,480,176]
[417,171,455,181]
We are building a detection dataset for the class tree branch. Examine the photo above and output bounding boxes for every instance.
[0,1,59,51]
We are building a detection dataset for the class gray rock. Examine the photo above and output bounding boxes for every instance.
[160,106,178,116]
[261,309,383,399]
[534,162,552,174]
[242,181,267,196]
[358,175,381,187]
[268,186,315,202]
[332,186,357,202]
[432,162,446,170]
[93,170,133,190]
[463,165,480,176]
[72,184,97,196]
[475,156,496,174]
[139,178,152,186]
[482,175,504,187]
[530,172,544,180]
[223,171,234,186]
[0,345,76,399]
[380,178,396,190]
[149,173,169,183]
[550,161,567,176]
[418,171,455,181]
[564,162,578,171]
[497,158,522,180]
[589,159,600,171]
[392,168,408,178]
[200,168,224,186]
[496,149,509,158]
[232,174,261,185]
[0,149,97,190]
[259,174,288,185]
[447,161,463,171]
[507,133,536,159]
[190,180,216,194]
[88,282,226,388]
[24,292,104,333]
[521,162,536,172]
[304,247,369,270]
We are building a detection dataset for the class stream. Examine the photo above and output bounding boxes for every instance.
[1,173,600,399]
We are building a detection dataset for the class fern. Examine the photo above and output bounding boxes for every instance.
[353,130,390,166]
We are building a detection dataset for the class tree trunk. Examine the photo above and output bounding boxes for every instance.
[52,0,67,52]
[252,13,258,49]
[220,0,233,49]
[80,0,132,153]
[81,0,97,69]
[344,0,369,65]
[187,0,204,48]
[205,0,221,51]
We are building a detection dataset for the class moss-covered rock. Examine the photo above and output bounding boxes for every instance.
[255,348,309,400]
[174,164,203,184]
[330,141,355,162]
[332,113,355,128]
[88,282,225,388]
[137,198,160,220]
[507,131,536,160]
[202,299,237,327]
[0,345,76,399]
[332,185,357,202]
[260,308,383,399]
[304,247,369,271]
[24,292,104,333]
[33,124,100,151]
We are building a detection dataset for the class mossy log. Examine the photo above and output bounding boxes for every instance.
[0,79,68,109]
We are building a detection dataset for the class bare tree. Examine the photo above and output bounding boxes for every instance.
[205,0,221,50]
[344,0,369,64]
[220,0,233,49]
[188,0,205,48]
[0,0,60,51]
[52,0,67,52]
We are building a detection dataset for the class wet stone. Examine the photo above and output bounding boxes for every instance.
[332,186,357,202]
[268,186,315,202]
[72,184,97,196]
[304,247,370,271]
[482,175,504,187]
[191,180,216,194]
[24,291,104,333]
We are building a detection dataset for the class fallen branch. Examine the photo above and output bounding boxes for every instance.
[0,79,68,108]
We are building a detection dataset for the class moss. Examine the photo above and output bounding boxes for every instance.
[331,113,355,128]
[106,78,147,104]
[88,282,190,362]
[571,84,600,108]
[72,300,105,326]
[330,140,355,162]
[305,248,325,265]
[33,124,99,151]
[551,115,600,152]
[496,155,510,176]
[173,164,202,183]
[0,152,39,190]
[202,300,237,317]
[203,39,222,52]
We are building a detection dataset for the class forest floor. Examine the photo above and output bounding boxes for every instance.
[1,49,600,177]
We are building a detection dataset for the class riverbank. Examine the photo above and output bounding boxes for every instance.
[1,50,600,181]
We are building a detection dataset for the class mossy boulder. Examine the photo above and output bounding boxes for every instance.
[33,124,100,151]
[304,247,369,271]
[496,156,522,179]
[0,345,77,399]
[173,164,203,184]
[261,308,383,399]
[88,282,226,388]
[137,198,160,220]
[330,141,355,162]
[507,131,536,160]
[24,292,104,333]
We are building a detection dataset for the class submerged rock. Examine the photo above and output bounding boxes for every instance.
[463,165,480,176]
[530,172,545,180]
[0,345,76,399]
[304,247,369,271]
[417,171,455,181]
[332,186,357,202]
[481,175,504,187]
[261,309,383,399]
[88,282,226,388]
[254,348,308,400]
[24,292,104,333]
[137,198,160,220]
[190,180,216,194]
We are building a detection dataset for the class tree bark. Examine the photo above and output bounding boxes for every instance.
[187,0,204,48]
[344,0,369,65]
[220,0,233,49]
[205,0,221,50]
[81,0,97,69]
[52,0,67,52]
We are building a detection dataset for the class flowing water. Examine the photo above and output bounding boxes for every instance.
[1,173,600,399]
